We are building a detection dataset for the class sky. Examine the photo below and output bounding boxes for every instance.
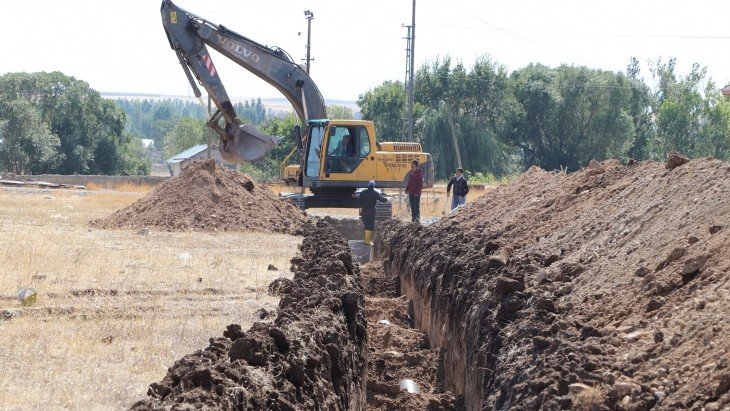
[1,0,728,103]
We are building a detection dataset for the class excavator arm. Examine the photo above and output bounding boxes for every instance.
[160,0,327,162]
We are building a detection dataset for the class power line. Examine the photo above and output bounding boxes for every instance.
[436,0,597,66]
[422,22,730,40]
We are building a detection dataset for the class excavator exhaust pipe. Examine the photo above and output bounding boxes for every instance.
[218,123,279,163]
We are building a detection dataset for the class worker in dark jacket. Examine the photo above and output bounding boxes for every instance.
[405,160,423,223]
[446,167,469,210]
[359,180,387,244]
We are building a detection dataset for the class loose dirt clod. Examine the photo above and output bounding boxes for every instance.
[93,160,308,234]
[665,151,690,170]
[377,157,730,410]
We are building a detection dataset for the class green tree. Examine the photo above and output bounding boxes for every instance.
[120,137,152,175]
[326,104,354,120]
[507,64,635,171]
[650,59,707,157]
[416,56,518,178]
[698,98,730,160]
[0,99,61,174]
[0,71,148,175]
[163,117,207,158]
[418,101,510,178]
[357,80,407,140]
[625,57,656,160]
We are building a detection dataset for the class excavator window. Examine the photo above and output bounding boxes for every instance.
[306,125,325,177]
[357,127,371,158]
[325,126,358,173]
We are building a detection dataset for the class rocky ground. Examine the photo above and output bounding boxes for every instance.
[377,156,729,410]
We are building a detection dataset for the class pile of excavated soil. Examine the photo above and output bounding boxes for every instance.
[132,222,367,410]
[377,157,729,410]
[94,160,308,235]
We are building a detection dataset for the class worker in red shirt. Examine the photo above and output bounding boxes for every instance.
[405,160,423,223]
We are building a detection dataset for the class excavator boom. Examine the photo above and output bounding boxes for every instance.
[160,0,327,162]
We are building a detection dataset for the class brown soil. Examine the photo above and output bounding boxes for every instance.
[94,160,308,235]
[377,158,730,410]
[131,222,367,410]
[360,261,398,298]
[361,263,457,410]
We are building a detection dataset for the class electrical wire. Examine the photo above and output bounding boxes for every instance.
[435,0,598,66]
[423,22,730,40]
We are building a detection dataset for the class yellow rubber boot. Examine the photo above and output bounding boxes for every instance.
[364,230,373,245]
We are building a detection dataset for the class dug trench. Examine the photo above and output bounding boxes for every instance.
[360,261,458,410]
[132,155,728,410]
[375,156,729,410]
[130,217,459,409]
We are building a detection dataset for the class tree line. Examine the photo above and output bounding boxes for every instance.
[2,61,727,179]
[115,97,269,150]
[358,57,730,179]
[0,71,275,175]
[0,72,150,175]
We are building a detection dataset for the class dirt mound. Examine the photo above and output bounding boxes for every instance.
[94,160,308,235]
[132,222,367,410]
[377,158,730,410]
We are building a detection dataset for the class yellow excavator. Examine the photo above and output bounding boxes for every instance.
[161,1,433,217]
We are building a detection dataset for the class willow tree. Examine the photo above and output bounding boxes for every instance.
[506,64,635,171]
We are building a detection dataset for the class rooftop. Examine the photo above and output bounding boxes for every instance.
[166,144,208,164]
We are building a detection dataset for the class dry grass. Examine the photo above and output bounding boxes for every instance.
[573,386,605,411]
[0,187,301,409]
[86,181,156,193]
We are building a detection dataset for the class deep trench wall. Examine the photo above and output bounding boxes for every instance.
[376,159,730,410]
[132,222,367,410]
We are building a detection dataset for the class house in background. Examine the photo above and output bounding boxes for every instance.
[722,85,730,96]
[166,144,236,176]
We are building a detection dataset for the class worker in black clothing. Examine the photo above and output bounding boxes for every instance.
[446,167,469,210]
[359,180,387,244]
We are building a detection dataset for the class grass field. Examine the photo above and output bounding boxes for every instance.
[0,187,301,409]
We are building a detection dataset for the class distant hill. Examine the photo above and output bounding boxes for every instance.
[101,92,359,114]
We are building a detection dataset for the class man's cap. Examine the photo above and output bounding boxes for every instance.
[368,180,376,187]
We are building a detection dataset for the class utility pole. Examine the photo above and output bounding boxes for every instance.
[402,24,412,138]
[304,10,314,74]
[406,0,416,142]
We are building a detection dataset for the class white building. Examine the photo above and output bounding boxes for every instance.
[166,144,236,176]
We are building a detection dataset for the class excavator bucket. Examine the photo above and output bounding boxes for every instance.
[218,124,279,163]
